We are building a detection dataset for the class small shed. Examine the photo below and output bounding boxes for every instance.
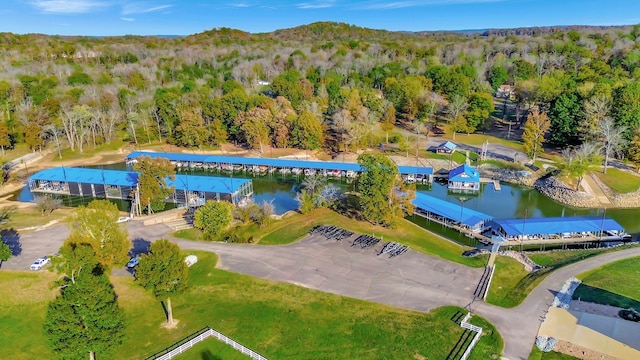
[448,164,480,192]
[435,141,457,154]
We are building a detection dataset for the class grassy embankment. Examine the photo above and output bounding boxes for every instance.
[572,256,640,309]
[486,246,638,308]
[0,251,503,360]
[173,208,487,268]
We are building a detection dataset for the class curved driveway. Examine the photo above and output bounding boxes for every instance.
[5,222,640,360]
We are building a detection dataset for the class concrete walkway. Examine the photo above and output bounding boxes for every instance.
[584,173,612,206]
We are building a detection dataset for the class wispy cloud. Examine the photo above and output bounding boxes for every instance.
[230,2,251,7]
[297,0,335,9]
[356,0,505,10]
[121,17,135,21]
[121,2,174,15]
[31,0,110,14]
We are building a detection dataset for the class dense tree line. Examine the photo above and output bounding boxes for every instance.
[1,22,640,162]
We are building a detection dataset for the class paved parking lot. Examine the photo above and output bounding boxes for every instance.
[170,233,483,311]
[0,220,169,272]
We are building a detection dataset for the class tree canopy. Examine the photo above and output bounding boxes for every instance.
[45,244,125,360]
[133,156,176,213]
[65,200,131,270]
[136,239,189,325]
[356,153,415,227]
[193,200,235,240]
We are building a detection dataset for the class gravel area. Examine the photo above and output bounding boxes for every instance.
[554,339,618,360]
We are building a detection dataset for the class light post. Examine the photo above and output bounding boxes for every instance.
[599,208,606,240]
[521,208,528,252]
[459,197,468,237]
[21,159,28,176]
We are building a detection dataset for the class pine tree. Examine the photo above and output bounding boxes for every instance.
[45,244,125,360]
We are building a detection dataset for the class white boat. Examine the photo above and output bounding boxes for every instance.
[345,170,356,178]
[304,168,316,176]
[291,168,302,175]
[279,168,291,174]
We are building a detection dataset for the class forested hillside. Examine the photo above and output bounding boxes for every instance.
[1,21,640,166]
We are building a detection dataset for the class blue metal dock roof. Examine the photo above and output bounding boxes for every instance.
[494,216,625,236]
[168,174,251,194]
[412,192,492,227]
[29,167,249,194]
[126,151,433,175]
[30,167,139,187]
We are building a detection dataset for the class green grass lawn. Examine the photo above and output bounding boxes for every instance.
[173,208,487,268]
[594,168,640,194]
[173,337,250,360]
[573,256,640,309]
[480,159,528,171]
[54,139,127,162]
[0,251,503,360]
[439,127,524,151]
[3,207,71,231]
[487,247,637,308]
[528,345,581,360]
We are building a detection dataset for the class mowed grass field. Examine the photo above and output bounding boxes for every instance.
[0,251,503,360]
[594,168,640,194]
[174,208,487,268]
[573,256,640,308]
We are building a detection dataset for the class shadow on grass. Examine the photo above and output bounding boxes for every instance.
[201,350,221,360]
[445,310,474,360]
[573,284,640,310]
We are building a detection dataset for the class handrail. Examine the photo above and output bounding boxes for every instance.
[483,264,496,300]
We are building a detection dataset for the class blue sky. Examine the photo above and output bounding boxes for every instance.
[1,0,638,36]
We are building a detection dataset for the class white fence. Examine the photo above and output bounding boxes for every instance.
[460,313,483,360]
[147,326,268,360]
[483,264,496,300]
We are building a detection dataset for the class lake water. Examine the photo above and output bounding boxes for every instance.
[15,162,640,234]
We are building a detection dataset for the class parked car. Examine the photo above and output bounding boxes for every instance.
[126,257,139,268]
[30,256,50,270]
[117,216,131,223]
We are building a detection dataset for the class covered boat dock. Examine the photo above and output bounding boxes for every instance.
[491,216,630,243]
[412,192,493,238]
[126,151,434,183]
[28,167,253,207]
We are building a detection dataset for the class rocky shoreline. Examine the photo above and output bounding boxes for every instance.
[478,164,640,209]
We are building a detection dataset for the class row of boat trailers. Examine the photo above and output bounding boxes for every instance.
[310,225,409,258]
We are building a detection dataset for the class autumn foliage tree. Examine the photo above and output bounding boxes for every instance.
[65,200,131,270]
[522,109,550,161]
[133,156,176,214]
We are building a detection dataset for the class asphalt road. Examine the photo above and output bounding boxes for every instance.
[4,221,640,360]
